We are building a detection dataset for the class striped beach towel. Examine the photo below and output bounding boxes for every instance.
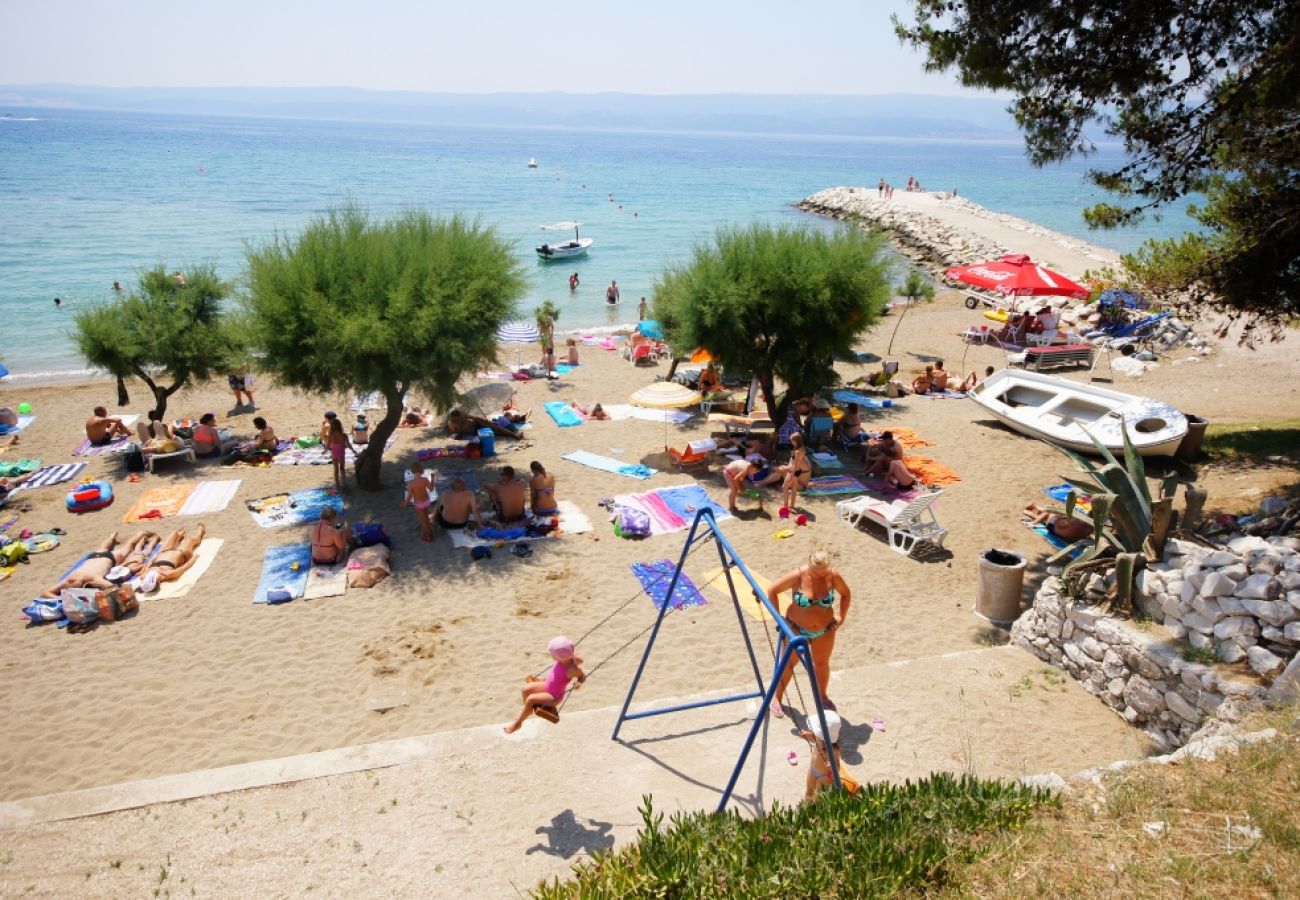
[72,436,133,457]
[804,474,867,496]
[11,462,88,493]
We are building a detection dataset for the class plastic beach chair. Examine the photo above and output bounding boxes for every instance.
[836,489,947,556]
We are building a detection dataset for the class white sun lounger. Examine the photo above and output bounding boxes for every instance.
[836,489,948,556]
[145,445,197,473]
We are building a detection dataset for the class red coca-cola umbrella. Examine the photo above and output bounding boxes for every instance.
[945,253,1090,299]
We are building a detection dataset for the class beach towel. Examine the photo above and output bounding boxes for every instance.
[653,484,732,527]
[829,391,892,410]
[177,479,241,516]
[150,538,222,600]
[10,462,87,493]
[447,499,593,549]
[414,444,469,462]
[887,427,936,450]
[631,559,707,611]
[562,450,655,480]
[0,457,41,477]
[122,483,199,522]
[544,401,585,428]
[1029,522,1084,558]
[600,404,694,425]
[72,435,133,457]
[434,471,481,494]
[0,415,37,435]
[252,542,313,603]
[902,456,962,486]
[246,487,344,528]
[862,478,925,502]
[1044,483,1092,512]
[701,566,777,622]
[302,559,349,599]
[810,451,844,471]
[272,437,393,466]
[804,474,867,496]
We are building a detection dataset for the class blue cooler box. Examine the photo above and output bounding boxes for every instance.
[477,427,496,457]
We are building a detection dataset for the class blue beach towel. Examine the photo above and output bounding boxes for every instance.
[544,401,585,428]
[830,391,892,410]
[0,415,36,436]
[631,559,706,611]
[562,450,655,479]
[654,484,731,525]
[246,487,344,528]
[1031,523,1084,558]
[252,542,313,604]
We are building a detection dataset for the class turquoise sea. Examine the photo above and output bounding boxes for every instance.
[0,109,1195,379]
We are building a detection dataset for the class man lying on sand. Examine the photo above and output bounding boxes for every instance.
[41,531,157,596]
[85,406,132,445]
[1024,503,1094,541]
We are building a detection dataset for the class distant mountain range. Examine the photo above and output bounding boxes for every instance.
[0,84,1018,139]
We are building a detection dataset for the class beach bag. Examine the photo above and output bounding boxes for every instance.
[0,540,28,565]
[296,434,321,449]
[347,545,391,589]
[352,522,391,548]
[60,588,100,624]
[614,507,651,538]
[95,584,138,623]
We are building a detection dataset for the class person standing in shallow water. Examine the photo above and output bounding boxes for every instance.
[606,280,619,305]
[637,297,648,321]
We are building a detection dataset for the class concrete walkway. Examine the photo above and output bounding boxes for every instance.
[0,645,1150,898]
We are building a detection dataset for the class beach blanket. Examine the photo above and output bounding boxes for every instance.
[631,559,707,611]
[1044,483,1092,512]
[122,483,198,522]
[1028,522,1084,558]
[862,478,925,502]
[434,471,481,494]
[178,479,241,516]
[302,560,349,599]
[562,450,655,480]
[246,487,344,528]
[888,427,936,450]
[252,542,313,604]
[611,486,731,536]
[902,456,962,486]
[72,435,133,457]
[653,484,731,526]
[829,391,892,410]
[447,500,593,549]
[810,451,844,471]
[151,539,223,600]
[415,444,469,462]
[0,415,37,436]
[701,566,777,622]
[544,401,585,428]
[10,462,88,493]
[804,474,867,496]
[600,404,695,425]
[272,437,394,466]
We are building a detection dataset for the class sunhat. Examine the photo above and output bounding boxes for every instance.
[548,635,575,661]
[808,710,842,745]
[106,565,131,584]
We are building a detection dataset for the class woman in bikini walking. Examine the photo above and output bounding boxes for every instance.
[766,549,853,718]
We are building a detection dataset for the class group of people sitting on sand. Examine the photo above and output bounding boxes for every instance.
[41,525,207,597]
[909,361,995,395]
[401,460,562,542]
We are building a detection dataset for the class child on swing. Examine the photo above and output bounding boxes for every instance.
[799,710,861,799]
[504,635,585,734]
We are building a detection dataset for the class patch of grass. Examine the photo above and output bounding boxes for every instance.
[942,709,1300,898]
[1183,645,1218,665]
[534,776,1053,898]
[1202,419,1300,464]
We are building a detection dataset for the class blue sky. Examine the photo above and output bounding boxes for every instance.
[0,1,974,96]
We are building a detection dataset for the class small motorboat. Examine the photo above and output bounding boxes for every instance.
[967,369,1189,457]
[527,158,539,168]
[536,222,593,260]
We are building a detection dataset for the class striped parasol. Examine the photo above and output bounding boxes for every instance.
[497,322,541,343]
[630,380,701,444]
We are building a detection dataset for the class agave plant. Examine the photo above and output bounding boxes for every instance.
[1048,422,1181,609]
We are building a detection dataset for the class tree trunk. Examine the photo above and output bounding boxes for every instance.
[886,298,911,355]
[354,385,406,490]
[758,371,781,428]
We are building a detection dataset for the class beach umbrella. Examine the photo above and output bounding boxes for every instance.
[497,322,541,343]
[629,380,701,444]
[945,253,1090,299]
[637,319,665,340]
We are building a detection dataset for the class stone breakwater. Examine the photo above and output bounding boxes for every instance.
[1012,534,1299,751]
[798,187,1118,274]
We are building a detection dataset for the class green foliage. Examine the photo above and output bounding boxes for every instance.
[1202,419,1300,464]
[898,269,935,303]
[73,265,240,419]
[654,223,891,423]
[243,207,526,488]
[533,775,1053,898]
[895,1,1300,326]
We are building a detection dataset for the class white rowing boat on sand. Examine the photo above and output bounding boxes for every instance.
[536,222,592,260]
[967,369,1188,457]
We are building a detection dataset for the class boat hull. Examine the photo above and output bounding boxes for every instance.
[535,238,592,260]
[968,369,1188,457]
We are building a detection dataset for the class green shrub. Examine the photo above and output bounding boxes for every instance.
[533,773,1054,898]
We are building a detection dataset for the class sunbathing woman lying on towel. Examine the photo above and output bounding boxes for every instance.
[41,531,158,596]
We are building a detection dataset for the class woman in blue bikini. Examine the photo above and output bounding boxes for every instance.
[766,549,852,718]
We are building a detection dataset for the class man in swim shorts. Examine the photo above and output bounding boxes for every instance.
[431,477,484,530]
[41,531,156,597]
[486,466,528,524]
[85,406,132,445]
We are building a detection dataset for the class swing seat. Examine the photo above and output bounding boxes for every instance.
[534,705,560,724]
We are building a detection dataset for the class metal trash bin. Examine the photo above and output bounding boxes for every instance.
[976,549,1027,625]
[1175,414,1209,464]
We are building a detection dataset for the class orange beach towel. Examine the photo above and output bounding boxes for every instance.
[904,456,962,486]
[888,427,935,450]
[122,483,198,523]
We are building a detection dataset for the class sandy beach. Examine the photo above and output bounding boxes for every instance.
[0,199,1295,894]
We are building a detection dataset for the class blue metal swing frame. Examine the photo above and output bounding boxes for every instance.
[611,508,841,811]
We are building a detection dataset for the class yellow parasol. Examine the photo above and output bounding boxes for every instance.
[629,380,701,444]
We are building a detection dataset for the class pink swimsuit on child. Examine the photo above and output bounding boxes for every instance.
[543,660,570,699]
